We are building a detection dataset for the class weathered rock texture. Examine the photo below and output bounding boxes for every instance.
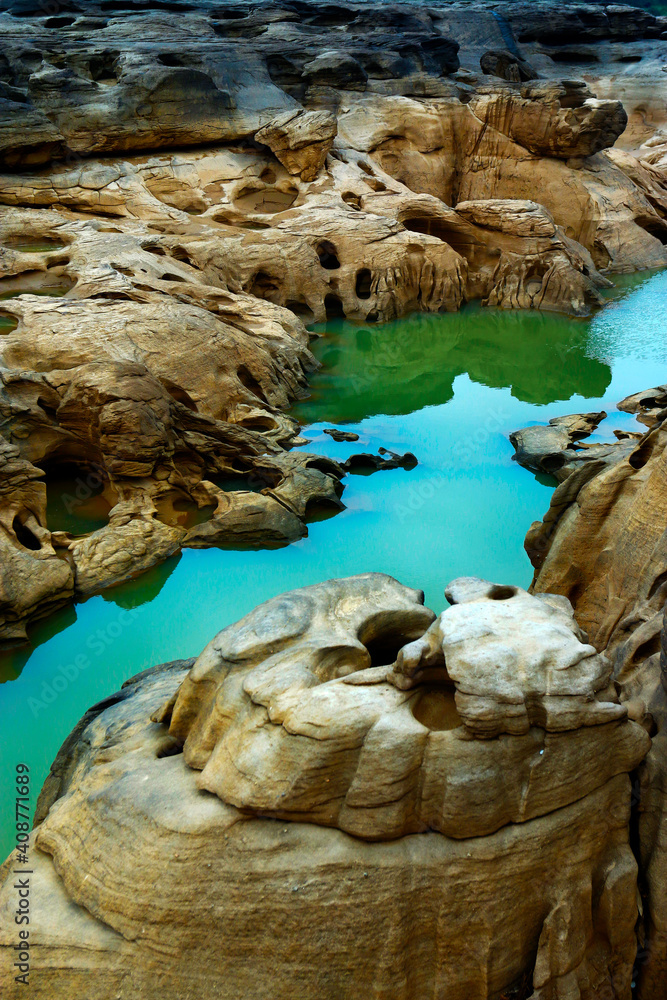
[0,573,650,999]
[1,0,666,640]
[511,390,667,998]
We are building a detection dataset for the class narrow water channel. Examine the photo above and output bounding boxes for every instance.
[1,271,666,856]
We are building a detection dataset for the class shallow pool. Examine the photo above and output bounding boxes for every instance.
[1,271,666,857]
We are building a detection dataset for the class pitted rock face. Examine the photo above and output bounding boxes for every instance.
[391,577,626,736]
[155,573,648,841]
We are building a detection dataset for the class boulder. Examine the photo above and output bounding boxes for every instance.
[468,81,628,160]
[255,109,337,181]
[0,573,648,998]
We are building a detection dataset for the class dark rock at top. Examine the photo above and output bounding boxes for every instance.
[0,0,662,164]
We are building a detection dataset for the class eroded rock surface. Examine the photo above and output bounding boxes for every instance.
[512,391,667,997]
[0,573,649,999]
[1,0,666,640]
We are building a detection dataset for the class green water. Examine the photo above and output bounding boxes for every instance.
[3,238,66,253]
[45,474,111,535]
[1,271,667,859]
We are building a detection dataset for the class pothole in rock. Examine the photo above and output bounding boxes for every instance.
[4,237,67,252]
[234,186,298,214]
[412,686,462,732]
[154,496,215,529]
[0,312,18,335]
[44,467,111,535]
[0,271,75,299]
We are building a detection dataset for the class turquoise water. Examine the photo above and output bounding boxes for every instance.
[1,271,667,858]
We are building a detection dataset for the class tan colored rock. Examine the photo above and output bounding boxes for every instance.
[68,498,185,597]
[155,575,645,842]
[182,490,306,548]
[512,398,667,998]
[391,578,627,736]
[0,436,73,642]
[468,81,628,160]
[338,91,667,274]
[255,109,337,181]
[0,573,647,999]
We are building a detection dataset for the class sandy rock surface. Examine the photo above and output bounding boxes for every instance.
[0,572,649,999]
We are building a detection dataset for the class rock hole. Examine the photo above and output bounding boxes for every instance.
[358,610,432,668]
[342,191,362,210]
[286,299,315,321]
[37,396,59,421]
[489,585,517,601]
[631,633,661,666]
[234,185,297,214]
[46,255,71,269]
[160,272,188,283]
[237,365,269,405]
[628,437,654,470]
[159,379,198,412]
[12,516,41,551]
[412,687,462,731]
[88,50,120,84]
[157,53,186,67]
[355,268,372,299]
[636,217,667,245]
[249,270,281,300]
[156,739,184,759]
[19,50,43,70]
[549,50,598,64]
[365,178,387,192]
[0,312,18,335]
[325,293,345,319]
[170,246,197,266]
[45,15,76,27]
[648,571,667,601]
[316,240,340,270]
[358,161,375,176]
[402,216,458,249]
[260,167,277,184]
[5,236,67,252]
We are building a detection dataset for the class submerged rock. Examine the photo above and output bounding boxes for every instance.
[0,573,649,998]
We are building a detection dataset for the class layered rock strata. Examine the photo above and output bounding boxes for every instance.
[0,573,650,999]
[511,389,667,997]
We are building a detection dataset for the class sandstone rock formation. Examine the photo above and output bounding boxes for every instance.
[7,0,666,640]
[0,2,666,996]
[0,573,650,999]
[511,390,667,997]
[255,109,338,182]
